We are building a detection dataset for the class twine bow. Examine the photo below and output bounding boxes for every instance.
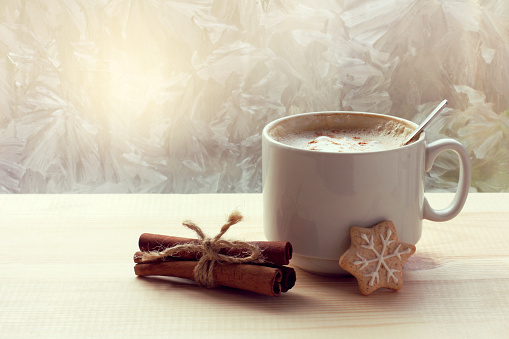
[139,210,263,288]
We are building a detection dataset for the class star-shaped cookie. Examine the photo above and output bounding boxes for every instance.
[339,220,416,295]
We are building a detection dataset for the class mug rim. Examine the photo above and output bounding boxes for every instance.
[262,111,422,154]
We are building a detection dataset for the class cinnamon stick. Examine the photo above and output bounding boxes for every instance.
[279,266,296,293]
[133,252,296,293]
[138,233,292,266]
[134,260,283,297]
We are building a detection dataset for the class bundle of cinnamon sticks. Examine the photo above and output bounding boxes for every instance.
[134,233,296,297]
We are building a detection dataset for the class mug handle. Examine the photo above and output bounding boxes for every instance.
[423,139,472,222]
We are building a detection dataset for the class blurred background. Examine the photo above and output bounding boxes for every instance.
[0,0,508,193]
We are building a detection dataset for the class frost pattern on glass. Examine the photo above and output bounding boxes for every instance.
[0,0,508,193]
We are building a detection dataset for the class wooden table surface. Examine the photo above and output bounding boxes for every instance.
[1,193,508,338]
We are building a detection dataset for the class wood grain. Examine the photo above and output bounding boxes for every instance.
[0,193,508,338]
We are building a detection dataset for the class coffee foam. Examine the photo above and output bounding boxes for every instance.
[269,113,415,153]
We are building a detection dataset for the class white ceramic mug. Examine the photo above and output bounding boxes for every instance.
[262,111,471,275]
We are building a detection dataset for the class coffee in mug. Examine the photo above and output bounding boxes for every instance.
[262,111,471,275]
[271,113,414,152]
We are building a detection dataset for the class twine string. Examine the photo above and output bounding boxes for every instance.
[139,210,263,287]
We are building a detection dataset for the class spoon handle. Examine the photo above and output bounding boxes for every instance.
[403,99,448,146]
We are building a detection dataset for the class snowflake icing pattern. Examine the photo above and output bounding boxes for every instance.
[339,220,416,295]
[354,228,411,286]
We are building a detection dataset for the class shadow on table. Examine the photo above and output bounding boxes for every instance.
[133,264,422,317]
[130,250,445,323]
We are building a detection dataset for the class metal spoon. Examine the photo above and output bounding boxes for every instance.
[402,99,448,145]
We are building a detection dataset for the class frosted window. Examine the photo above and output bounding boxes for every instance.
[0,0,507,193]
